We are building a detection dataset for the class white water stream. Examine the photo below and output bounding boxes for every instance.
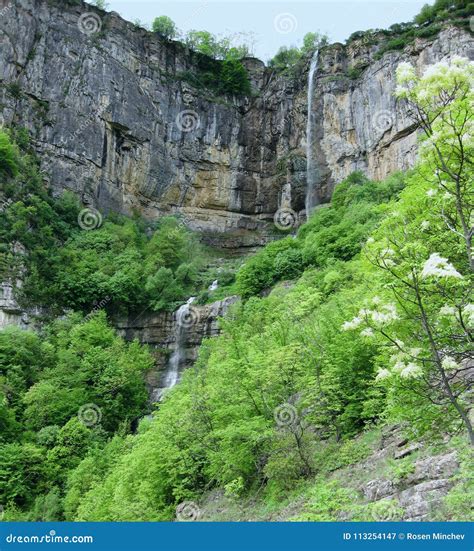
[153,297,196,401]
[305,50,319,215]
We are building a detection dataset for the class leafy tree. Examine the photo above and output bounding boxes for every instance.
[152,16,177,40]
[0,130,19,177]
[344,58,473,444]
[219,56,251,95]
[395,57,473,270]
[268,47,301,71]
[186,30,220,58]
[0,442,47,508]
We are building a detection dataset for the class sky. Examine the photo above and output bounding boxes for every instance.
[105,0,427,62]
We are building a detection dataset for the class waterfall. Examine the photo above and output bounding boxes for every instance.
[208,280,218,292]
[153,297,196,401]
[306,50,319,216]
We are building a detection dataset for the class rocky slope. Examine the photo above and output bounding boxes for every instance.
[197,428,467,522]
[1,0,473,248]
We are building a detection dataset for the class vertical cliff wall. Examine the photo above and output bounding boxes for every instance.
[1,0,473,248]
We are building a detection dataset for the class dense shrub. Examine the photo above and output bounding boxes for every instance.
[152,16,177,40]
[237,171,404,299]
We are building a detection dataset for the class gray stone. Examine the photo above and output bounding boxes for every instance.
[406,452,459,485]
[399,479,454,521]
[114,296,239,398]
[1,1,472,250]
[394,443,421,459]
[363,479,396,502]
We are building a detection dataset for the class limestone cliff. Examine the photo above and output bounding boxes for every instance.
[0,0,473,248]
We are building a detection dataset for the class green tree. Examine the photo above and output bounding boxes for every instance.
[152,16,177,40]
[0,130,19,177]
[344,58,473,444]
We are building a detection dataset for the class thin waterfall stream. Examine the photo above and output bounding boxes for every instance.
[153,296,196,401]
[306,49,319,216]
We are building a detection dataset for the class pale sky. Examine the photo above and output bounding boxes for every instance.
[104,0,427,62]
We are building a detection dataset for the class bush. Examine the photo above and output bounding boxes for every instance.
[152,16,177,40]
[293,480,357,521]
[219,57,251,95]
[0,130,19,177]
[236,238,304,298]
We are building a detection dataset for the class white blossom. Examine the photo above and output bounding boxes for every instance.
[396,62,416,83]
[441,356,459,372]
[400,362,423,378]
[426,188,437,197]
[342,317,363,331]
[370,303,399,325]
[393,360,406,373]
[421,221,430,230]
[462,304,474,326]
[376,368,391,381]
[421,253,463,280]
[439,305,457,317]
[361,328,375,338]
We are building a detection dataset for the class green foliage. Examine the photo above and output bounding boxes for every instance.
[179,29,253,96]
[268,32,328,76]
[441,439,474,520]
[349,1,472,60]
[152,16,177,39]
[185,31,253,60]
[268,47,302,72]
[0,130,19,177]
[23,312,151,432]
[292,480,357,521]
[219,57,251,96]
[236,171,404,299]
[313,438,372,473]
[0,442,47,508]
[363,499,404,521]
[0,312,152,517]
[387,457,416,483]
[0,131,206,314]
[236,238,304,298]
[414,0,471,25]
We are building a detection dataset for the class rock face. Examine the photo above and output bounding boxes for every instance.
[114,296,239,398]
[361,430,460,521]
[1,1,473,247]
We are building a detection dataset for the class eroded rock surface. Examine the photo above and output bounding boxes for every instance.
[1,1,473,248]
